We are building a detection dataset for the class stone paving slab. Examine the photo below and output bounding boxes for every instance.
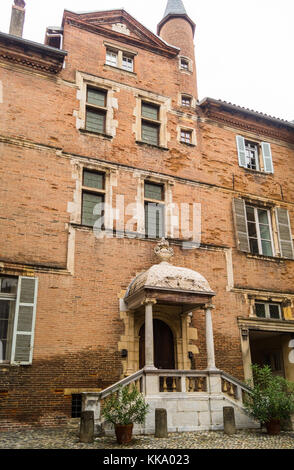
[0,421,293,449]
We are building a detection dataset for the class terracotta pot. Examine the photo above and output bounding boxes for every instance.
[115,423,134,444]
[265,419,281,435]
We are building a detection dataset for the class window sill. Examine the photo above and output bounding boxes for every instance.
[246,253,287,263]
[136,140,169,151]
[180,141,196,147]
[79,129,113,140]
[103,64,137,76]
[242,167,272,176]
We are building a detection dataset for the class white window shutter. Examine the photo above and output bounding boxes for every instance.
[11,277,38,365]
[236,135,246,167]
[261,142,274,173]
[232,198,250,252]
[275,208,294,259]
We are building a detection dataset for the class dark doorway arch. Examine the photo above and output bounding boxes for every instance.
[139,319,175,369]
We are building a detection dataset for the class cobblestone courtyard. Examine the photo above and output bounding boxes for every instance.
[0,421,293,449]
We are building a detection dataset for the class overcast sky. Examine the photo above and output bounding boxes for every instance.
[1,0,293,121]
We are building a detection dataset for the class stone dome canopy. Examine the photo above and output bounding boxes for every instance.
[125,239,214,299]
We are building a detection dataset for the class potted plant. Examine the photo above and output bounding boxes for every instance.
[101,384,149,444]
[244,364,294,435]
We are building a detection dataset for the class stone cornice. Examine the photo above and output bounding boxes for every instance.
[0,32,66,74]
[198,100,294,144]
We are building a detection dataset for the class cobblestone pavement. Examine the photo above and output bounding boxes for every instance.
[0,421,293,449]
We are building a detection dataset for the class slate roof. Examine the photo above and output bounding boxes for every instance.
[163,0,187,17]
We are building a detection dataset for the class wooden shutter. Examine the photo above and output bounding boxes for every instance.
[261,142,274,173]
[232,198,250,252]
[85,109,105,134]
[275,208,294,259]
[145,203,165,238]
[142,122,159,146]
[11,277,38,365]
[236,135,246,168]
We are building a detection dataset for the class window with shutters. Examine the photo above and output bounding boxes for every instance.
[236,135,274,173]
[233,198,294,259]
[141,102,161,146]
[144,181,165,239]
[85,87,107,135]
[0,276,38,365]
[255,302,282,320]
[245,205,274,257]
[82,170,106,228]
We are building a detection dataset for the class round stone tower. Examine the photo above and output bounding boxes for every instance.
[157,0,198,100]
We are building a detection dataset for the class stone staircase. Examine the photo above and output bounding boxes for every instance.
[82,369,259,435]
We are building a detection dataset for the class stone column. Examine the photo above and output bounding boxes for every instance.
[205,304,218,371]
[144,299,157,370]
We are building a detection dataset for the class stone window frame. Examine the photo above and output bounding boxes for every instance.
[134,91,170,149]
[104,41,137,74]
[248,294,293,320]
[75,72,118,139]
[81,169,106,228]
[144,180,166,239]
[177,125,196,147]
[179,56,193,74]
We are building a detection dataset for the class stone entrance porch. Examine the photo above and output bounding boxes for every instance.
[82,239,257,434]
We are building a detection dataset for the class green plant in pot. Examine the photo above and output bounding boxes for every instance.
[101,384,149,444]
[244,364,294,435]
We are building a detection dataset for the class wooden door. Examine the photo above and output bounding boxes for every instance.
[139,319,175,369]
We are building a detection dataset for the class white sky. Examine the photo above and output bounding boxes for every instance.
[0,0,293,121]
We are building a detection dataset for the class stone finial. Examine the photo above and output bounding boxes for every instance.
[154,238,174,263]
[14,0,26,7]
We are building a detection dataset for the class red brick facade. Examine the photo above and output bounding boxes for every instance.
[0,3,294,429]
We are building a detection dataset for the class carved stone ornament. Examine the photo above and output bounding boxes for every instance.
[154,238,174,263]
[14,0,26,8]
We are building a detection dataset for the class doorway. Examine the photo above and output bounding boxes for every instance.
[139,319,175,369]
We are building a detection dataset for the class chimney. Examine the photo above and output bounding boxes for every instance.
[9,0,26,37]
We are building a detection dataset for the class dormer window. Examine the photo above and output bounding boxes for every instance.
[236,135,274,173]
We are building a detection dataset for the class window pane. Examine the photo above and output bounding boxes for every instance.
[269,304,280,319]
[246,206,255,222]
[258,209,269,225]
[247,222,257,237]
[122,55,133,72]
[0,300,11,360]
[180,59,189,70]
[182,96,191,106]
[180,131,192,144]
[0,277,17,294]
[145,182,164,201]
[106,50,118,67]
[82,192,104,227]
[249,238,259,254]
[83,171,104,190]
[261,240,273,257]
[87,88,106,107]
[142,122,159,145]
[86,109,105,134]
[145,203,165,238]
[255,303,266,318]
[142,103,159,120]
[259,224,271,240]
